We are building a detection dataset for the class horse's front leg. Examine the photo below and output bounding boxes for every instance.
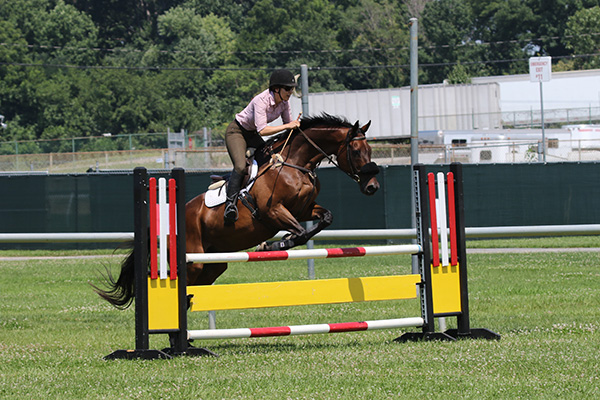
[258,203,332,251]
[187,262,228,286]
[300,203,333,241]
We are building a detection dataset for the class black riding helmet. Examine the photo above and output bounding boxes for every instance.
[269,69,297,89]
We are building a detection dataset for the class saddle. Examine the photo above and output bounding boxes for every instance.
[203,142,288,217]
[204,158,259,208]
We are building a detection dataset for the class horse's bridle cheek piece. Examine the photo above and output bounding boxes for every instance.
[343,128,372,183]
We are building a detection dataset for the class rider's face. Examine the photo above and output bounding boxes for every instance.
[278,86,294,101]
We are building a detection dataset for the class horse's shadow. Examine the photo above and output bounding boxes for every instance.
[194,336,389,356]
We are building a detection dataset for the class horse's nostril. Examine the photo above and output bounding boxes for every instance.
[365,184,378,195]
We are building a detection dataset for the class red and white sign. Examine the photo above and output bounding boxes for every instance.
[529,56,552,82]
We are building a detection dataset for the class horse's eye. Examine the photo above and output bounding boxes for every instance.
[352,149,361,157]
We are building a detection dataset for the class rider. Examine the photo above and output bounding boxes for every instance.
[223,69,301,225]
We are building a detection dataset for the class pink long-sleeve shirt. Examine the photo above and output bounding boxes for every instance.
[235,89,293,133]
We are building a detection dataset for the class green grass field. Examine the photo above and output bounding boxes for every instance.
[1,239,599,399]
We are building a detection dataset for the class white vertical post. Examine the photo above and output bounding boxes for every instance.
[208,311,217,330]
[437,172,448,332]
[437,172,449,266]
[158,178,168,279]
[540,82,546,162]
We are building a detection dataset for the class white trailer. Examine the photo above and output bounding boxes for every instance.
[418,125,600,164]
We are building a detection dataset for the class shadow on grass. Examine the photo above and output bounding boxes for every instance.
[198,335,401,356]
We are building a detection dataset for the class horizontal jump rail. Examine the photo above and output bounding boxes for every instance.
[187,274,421,312]
[0,232,134,243]
[187,317,425,340]
[2,224,600,243]
[186,244,422,264]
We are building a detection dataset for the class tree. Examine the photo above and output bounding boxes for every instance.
[527,0,592,58]
[181,0,257,31]
[403,0,432,18]
[36,0,99,66]
[421,0,479,84]
[466,0,537,75]
[154,7,235,67]
[337,0,411,89]
[564,6,600,69]
[64,0,182,48]
[234,0,345,90]
[446,62,471,84]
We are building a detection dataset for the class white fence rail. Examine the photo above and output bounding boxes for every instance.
[1,224,599,243]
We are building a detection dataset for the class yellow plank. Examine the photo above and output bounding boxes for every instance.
[431,263,462,314]
[148,277,179,330]
[188,274,421,312]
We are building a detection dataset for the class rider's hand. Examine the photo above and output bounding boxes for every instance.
[287,120,300,129]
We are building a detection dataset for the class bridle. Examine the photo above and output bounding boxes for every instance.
[296,126,379,183]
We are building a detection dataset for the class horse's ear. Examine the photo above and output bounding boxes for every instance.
[351,121,360,138]
[361,120,371,134]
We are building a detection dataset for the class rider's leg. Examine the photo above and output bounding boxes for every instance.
[224,170,243,223]
[224,122,248,224]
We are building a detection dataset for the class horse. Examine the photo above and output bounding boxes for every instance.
[94,113,380,309]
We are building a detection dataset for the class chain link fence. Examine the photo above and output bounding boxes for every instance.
[1,107,600,172]
[3,140,600,173]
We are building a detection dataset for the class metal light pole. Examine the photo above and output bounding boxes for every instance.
[301,64,316,280]
[409,18,419,275]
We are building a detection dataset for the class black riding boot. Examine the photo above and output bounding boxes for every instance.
[224,170,244,225]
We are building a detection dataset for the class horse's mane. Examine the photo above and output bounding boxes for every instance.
[299,113,353,130]
[263,113,352,148]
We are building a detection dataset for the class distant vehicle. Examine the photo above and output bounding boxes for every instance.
[417,125,600,163]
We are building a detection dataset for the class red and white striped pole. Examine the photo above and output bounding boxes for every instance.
[186,244,422,264]
[188,317,424,340]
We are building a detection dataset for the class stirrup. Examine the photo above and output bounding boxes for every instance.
[224,201,238,223]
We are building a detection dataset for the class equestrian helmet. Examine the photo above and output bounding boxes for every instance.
[269,69,297,89]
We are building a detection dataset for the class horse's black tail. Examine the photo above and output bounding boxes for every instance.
[90,241,142,309]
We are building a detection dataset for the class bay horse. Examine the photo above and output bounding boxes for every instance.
[94,113,380,309]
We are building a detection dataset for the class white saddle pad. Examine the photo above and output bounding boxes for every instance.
[204,160,258,208]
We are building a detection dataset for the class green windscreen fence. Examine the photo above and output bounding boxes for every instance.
[1,162,599,249]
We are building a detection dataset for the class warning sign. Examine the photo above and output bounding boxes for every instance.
[529,57,552,82]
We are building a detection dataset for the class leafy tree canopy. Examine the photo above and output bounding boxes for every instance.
[0,0,598,145]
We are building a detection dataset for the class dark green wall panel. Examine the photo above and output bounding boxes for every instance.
[1,162,598,248]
